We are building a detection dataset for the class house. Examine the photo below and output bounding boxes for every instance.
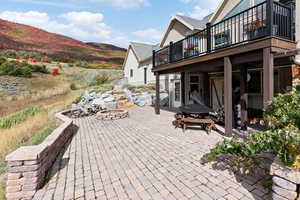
[123,42,161,86]
[152,0,300,135]
[123,14,212,107]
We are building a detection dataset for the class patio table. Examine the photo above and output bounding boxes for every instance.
[179,104,213,118]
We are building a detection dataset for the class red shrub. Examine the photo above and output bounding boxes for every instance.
[51,68,59,76]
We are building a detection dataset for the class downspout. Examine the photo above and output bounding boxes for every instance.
[294,0,300,65]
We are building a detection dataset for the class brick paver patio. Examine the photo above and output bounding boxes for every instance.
[33,107,271,200]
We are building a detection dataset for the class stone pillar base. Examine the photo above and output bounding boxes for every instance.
[270,157,300,200]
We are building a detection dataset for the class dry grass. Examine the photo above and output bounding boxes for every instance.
[0,90,80,199]
[0,177,5,200]
[0,110,53,167]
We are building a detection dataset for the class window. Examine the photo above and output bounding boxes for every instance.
[130,69,133,78]
[248,71,261,94]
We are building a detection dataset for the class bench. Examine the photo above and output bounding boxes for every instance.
[174,114,216,133]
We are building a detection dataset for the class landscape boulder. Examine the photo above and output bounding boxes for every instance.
[133,93,153,107]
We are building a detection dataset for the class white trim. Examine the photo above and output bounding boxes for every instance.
[160,16,194,47]
[209,0,229,24]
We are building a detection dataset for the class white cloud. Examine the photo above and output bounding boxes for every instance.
[12,0,148,9]
[179,0,220,19]
[62,11,104,25]
[0,10,114,43]
[85,0,149,8]
[189,5,211,19]
[133,28,163,43]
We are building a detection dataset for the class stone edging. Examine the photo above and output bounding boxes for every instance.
[96,109,129,121]
[5,111,74,200]
[270,157,300,200]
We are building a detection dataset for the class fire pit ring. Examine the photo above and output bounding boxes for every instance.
[96,109,129,121]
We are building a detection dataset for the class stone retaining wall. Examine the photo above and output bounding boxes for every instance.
[271,158,300,200]
[5,111,74,200]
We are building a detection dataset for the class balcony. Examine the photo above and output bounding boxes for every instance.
[153,0,295,68]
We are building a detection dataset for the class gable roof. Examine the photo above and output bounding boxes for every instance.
[175,14,213,30]
[160,13,213,47]
[130,42,159,62]
[122,42,159,69]
[209,0,242,24]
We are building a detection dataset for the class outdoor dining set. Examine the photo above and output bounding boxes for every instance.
[173,104,221,133]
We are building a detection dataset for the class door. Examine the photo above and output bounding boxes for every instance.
[173,80,181,108]
[211,78,224,110]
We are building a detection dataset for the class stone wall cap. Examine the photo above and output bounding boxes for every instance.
[271,157,300,184]
[6,146,42,161]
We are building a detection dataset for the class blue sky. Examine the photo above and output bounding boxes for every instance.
[1,0,220,47]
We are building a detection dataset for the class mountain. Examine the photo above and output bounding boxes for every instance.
[0,19,126,65]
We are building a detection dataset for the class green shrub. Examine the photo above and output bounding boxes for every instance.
[202,86,300,169]
[0,107,41,129]
[0,61,16,75]
[12,66,32,78]
[70,83,77,90]
[93,73,110,85]
[0,57,6,65]
[73,96,83,104]
[90,84,113,93]
[29,65,48,74]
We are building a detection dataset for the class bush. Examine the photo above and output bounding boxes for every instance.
[73,96,82,104]
[0,61,16,75]
[93,73,110,85]
[29,65,48,74]
[202,86,300,169]
[0,57,6,65]
[70,83,77,90]
[90,84,113,93]
[12,66,32,78]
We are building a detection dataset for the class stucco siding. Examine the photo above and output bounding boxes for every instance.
[124,48,139,85]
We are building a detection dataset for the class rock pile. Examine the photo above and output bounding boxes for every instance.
[69,87,169,118]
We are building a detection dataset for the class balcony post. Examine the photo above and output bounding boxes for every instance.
[263,47,274,109]
[169,42,173,63]
[266,0,274,36]
[152,50,156,68]
[206,23,211,52]
[224,56,233,137]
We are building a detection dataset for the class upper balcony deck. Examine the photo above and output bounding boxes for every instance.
[153,0,296,72]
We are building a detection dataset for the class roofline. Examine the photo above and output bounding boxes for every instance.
[209,0,230,24]
[122,45,140,70]
[160,16,194,47]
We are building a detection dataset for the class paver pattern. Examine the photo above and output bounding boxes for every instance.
[33,107,271,200]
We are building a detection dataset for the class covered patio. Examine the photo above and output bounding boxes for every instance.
[153,37,296,136]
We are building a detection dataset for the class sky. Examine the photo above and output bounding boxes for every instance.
[0,0,220,47]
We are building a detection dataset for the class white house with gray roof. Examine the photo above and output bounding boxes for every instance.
[123,42,167,87]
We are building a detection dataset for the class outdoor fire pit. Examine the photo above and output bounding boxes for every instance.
[96,109,129,120]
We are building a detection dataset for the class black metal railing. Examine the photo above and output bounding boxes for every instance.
[153,0,294,68]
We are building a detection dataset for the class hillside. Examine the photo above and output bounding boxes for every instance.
[0,19,126,65]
